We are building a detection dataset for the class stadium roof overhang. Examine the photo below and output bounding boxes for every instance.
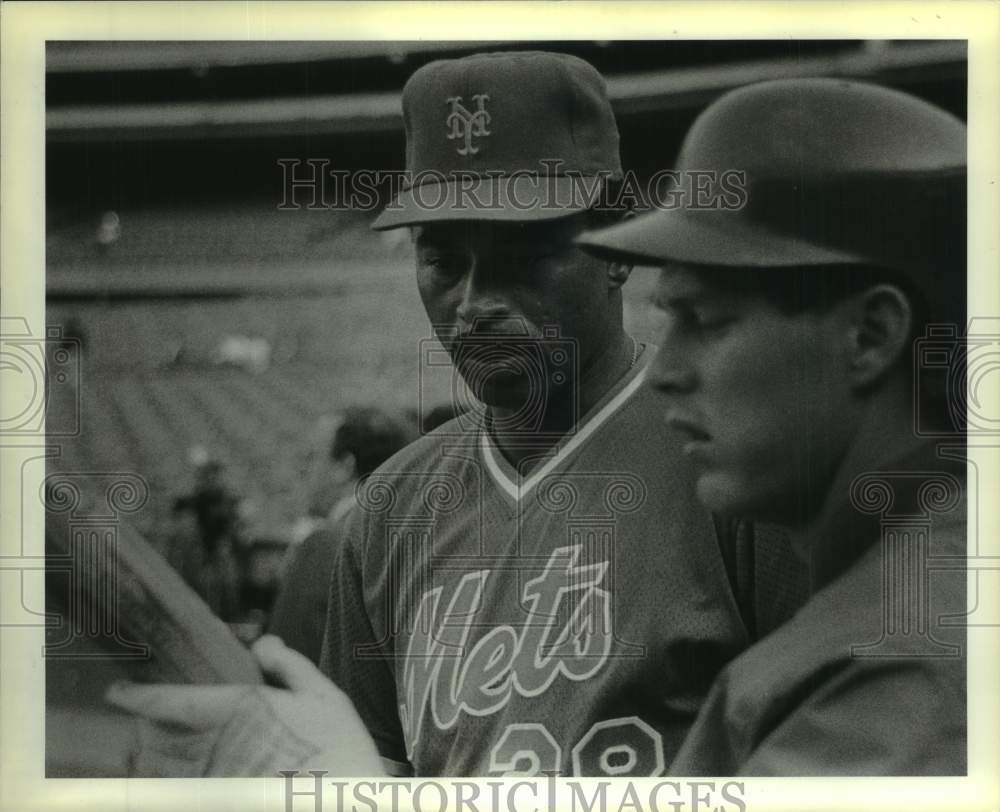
[46,40,966,143]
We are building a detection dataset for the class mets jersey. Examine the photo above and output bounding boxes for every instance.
[321,356,750,776]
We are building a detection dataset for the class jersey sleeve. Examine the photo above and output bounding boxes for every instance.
[739,657,966,776]
[319,506,412,776]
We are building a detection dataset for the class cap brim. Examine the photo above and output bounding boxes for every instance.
[576,207,868,268]
[372,176,601,231]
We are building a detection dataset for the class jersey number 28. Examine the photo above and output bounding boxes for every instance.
[488,717,665,777]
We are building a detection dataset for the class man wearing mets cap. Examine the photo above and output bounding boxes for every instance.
[320,50,751,777]
[107,50,752,778]
[579,78,967,774]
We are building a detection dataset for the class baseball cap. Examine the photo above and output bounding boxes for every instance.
[576,78,966,295]
[372,51,622,230]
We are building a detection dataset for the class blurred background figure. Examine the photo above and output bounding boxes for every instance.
[94,210,121,255]
[268,405,417,662]
[289,413,347,546]
[213,333,272,374]
[170,453,245,621]
[413,401,468,435]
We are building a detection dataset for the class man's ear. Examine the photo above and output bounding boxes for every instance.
[607,260,633,289]
[606,210,636,290]
[845,284,914,389]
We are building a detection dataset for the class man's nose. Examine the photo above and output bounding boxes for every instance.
[455,262,513,330]
[647,344,697,394]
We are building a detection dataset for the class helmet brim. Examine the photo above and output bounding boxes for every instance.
[576,206,868,269]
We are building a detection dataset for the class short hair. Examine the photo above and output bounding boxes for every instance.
[331,406,416,479]
[690,262,964,426]
[711,263,926,315]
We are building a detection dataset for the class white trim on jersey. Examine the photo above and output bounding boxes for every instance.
[480,363,650,503]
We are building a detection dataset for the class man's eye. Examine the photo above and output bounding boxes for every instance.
[422,254,464,276]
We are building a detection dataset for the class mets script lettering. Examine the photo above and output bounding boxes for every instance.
[399,545,612,756]
[445,94,491,156]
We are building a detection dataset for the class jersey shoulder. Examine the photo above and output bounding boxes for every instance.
[363,412,480,476]
[349,412,482,522]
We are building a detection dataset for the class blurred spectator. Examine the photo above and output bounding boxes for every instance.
[170,458,244,621]
[55,315,87,354]
[165,498,199,570]
[269,406,416,662]
[95,210,121,254]
[418,402,468,435]
[213,335,272,373]
[289,414,348,546]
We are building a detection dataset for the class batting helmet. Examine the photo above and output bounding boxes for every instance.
[576,78,966,307]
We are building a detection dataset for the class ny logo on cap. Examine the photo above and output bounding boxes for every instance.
[445,94,491,156]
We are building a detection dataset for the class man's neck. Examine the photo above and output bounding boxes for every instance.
[489,329,635,474]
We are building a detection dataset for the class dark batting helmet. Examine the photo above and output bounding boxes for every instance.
[577,78,966,312]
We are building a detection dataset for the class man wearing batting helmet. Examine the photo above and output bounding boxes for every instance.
[578,77,967,774]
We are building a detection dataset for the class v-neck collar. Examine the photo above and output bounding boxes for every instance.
[479,351,651,504]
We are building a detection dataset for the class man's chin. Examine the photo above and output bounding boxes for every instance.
[458,362,536,403]
[468,375,535,409]
[696,469,807,526]
[694,470,763,516]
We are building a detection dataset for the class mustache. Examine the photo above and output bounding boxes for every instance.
[437,323,544,343]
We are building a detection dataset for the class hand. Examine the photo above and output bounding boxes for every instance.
[105,634,384,777]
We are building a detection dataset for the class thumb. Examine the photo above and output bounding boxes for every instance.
[252,635,332,694]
